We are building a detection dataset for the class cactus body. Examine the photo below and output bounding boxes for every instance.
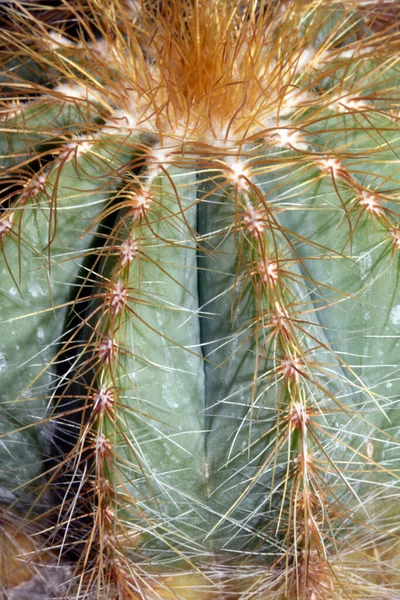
[0,1,400,598]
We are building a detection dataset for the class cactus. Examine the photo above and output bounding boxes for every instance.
[0,0,400,598]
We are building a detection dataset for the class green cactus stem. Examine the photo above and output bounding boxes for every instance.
[0,1,399,598]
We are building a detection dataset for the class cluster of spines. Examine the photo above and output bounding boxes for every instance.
[210,157,326,598]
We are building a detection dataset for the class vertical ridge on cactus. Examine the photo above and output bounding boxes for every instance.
[0,1,399,598]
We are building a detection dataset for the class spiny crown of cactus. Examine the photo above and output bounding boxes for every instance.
[0,0,400,598]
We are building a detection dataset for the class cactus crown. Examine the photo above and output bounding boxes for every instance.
[1,1,400,598]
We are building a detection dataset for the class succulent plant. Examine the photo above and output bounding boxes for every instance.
[1,1,400,598]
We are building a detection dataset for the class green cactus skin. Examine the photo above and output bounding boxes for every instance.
[0,1,400,598]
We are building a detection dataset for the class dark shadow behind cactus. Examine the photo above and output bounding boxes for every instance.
[0,1,400,598]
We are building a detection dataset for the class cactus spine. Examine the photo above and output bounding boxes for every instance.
[0,1,399,598]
